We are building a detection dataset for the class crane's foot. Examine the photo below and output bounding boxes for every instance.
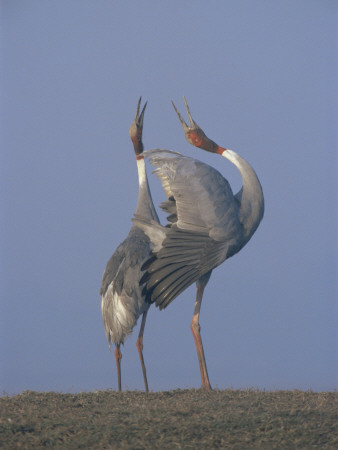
[201,381,212,391]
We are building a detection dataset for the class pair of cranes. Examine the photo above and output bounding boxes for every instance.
[100,97,264,392]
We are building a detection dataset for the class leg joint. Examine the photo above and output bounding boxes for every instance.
[190,315,200,333]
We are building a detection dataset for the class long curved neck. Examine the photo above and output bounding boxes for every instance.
[135,157,159,222]
[220,148,264,243]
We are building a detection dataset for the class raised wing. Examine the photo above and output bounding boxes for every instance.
[140,225,231,309]
[138,150,243,309]
[144,149,241,240]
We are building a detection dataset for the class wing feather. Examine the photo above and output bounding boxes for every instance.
[137,150,243,308]
[144,149,241,240]
[141,225,230,308]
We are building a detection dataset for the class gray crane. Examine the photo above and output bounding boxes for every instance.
[100,98,159,392]
[134,97,264,390]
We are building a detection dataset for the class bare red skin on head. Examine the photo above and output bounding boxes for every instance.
[130,128,144,156]
[186,130,221,154]
[187,131,204,148]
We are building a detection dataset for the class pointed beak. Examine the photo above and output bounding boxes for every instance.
[171,96,220,153]
[135,96,147,128]
[172,96,201,133]
[172,99,189,133]
[183,96,199,129]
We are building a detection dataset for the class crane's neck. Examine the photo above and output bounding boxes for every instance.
[135,156,159,222]
[219,148,264,243]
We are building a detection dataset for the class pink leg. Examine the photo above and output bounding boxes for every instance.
[136,311,149,392]
[114,344,122,392]
[190,284,212,390]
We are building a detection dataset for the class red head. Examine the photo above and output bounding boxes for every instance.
[172,97,227,155]
[129,97,147,158]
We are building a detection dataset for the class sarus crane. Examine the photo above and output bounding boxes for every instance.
[100,98,159,392]
[134,97,264,390]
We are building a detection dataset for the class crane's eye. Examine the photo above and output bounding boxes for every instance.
[187,132,201,146]
[192,135,202,146]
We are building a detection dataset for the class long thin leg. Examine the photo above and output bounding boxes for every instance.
[190,284,212,390]
[114,344,122,392]
[136,311,149,392]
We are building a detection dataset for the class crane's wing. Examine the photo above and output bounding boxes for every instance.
[135,149,243,309]
[159,196,177,224]
[139,225,231,309]
[100,226,154,299]
[144,149,241,240]
[100,226,152,345]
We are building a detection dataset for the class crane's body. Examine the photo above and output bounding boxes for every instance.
[100,98,158,392]
[100,211,156,344]
[134,98,264,390]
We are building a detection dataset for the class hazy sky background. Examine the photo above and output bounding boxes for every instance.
[1,1,337,394]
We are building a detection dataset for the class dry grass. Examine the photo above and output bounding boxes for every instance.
[0,389,337,449]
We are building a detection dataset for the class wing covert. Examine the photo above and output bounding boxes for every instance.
[139,149,244,309]
[144,149,241,241]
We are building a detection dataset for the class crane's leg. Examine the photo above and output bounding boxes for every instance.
[114,344,122,392]
[136,311,149,392]
[191,284,212,390]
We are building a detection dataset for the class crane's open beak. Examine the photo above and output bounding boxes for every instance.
[134,96,147,128]
[171,96,200,133]
[172,96,219,153]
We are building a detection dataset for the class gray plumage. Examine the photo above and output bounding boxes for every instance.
[135,148,263,310]
[100,98,158,392]
[100,162,158,345]
[133,97,264,390]
[100,227,155,344]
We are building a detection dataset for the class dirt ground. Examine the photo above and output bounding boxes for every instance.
[1,389,337,449]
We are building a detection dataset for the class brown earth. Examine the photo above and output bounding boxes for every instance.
[0,389,337,449]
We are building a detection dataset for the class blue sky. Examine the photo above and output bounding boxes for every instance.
[1,1,337,394]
